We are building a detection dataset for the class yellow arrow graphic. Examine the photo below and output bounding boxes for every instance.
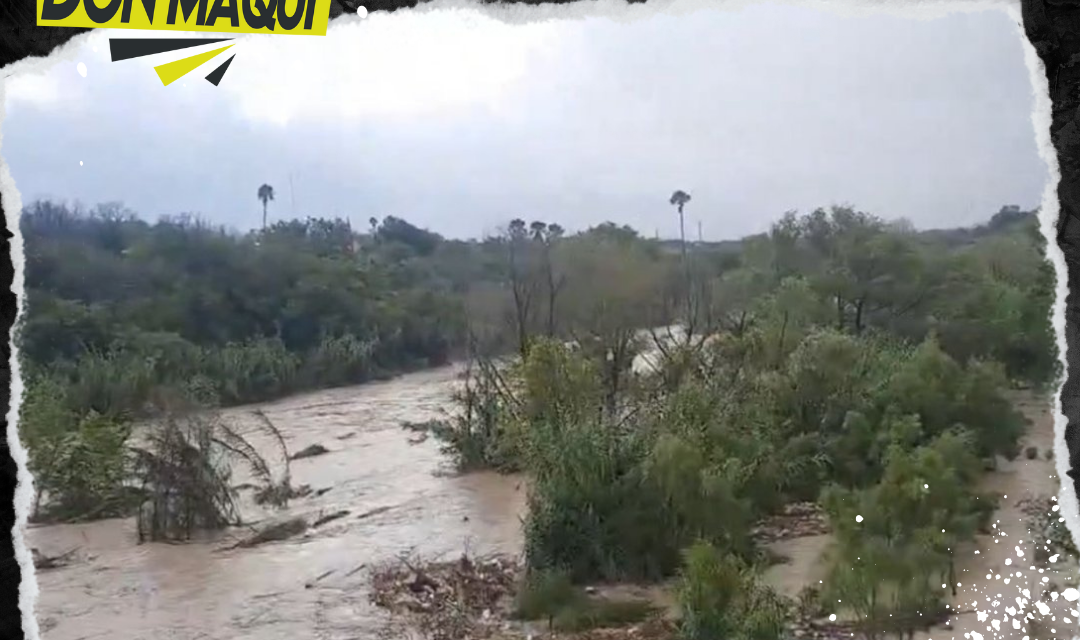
[154,44,235,87]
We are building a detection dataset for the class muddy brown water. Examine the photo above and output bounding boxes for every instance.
[26,365,1075,640]
[29,364,527,640]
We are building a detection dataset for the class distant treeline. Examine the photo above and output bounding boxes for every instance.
[15,199,1054,522]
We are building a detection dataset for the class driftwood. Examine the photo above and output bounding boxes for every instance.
[291,444,331,460]
[305,569,336,589]
[313,510,351,528]
[356,506,394,521]
[226,517,308,550]
[31,547,79,570]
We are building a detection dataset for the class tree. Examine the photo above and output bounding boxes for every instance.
[504,218,540,356]
[560,234,659,419]
[375,216,441,256]
[531,222,566,338]
[669,190,693,327]
[257,184,275,230]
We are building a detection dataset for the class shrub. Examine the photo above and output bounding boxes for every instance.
[677,541,788,640]
[131,408,291,542]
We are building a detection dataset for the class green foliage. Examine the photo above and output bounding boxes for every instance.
[677,541,789,640]
[20,193,1054,630]
[514,569,579,621]
[821,431,984,639]
[42,412,131,520]
[19,203,469,420]
[553,598,656,632]
[514,568,656,632]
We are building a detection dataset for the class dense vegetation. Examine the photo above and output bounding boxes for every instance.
[16,197,1058,638]
[413,203,1056,639]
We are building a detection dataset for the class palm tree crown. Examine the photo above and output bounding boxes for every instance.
[257,184,275,230]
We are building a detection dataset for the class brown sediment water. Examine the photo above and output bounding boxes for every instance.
[26,364,1073,640]
[28,364,527,640]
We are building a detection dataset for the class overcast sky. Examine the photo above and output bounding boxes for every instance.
[1,1,1048,240]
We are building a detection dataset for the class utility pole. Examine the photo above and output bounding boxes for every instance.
[697,220,703,244]
[289,173,296,219]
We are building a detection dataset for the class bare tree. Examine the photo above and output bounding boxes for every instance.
[506,219,538,356]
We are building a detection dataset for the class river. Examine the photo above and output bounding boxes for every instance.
[28,363,527,640]
[25,364,1073,640]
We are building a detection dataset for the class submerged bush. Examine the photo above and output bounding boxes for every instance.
[131,408,291,542]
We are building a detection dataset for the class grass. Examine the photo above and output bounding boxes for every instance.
[553,598,658,632]
[513,568,658,632]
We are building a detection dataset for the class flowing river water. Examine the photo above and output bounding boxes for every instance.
[25,363,1072,640]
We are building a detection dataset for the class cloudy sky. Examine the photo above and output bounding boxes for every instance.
[1,1,1048,240]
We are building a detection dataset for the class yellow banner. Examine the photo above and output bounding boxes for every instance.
[36,0,331,36]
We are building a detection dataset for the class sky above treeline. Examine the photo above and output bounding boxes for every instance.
[3,1,1048,241]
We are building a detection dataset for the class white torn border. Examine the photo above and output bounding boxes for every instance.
[1011,11,1080,640]
[0,28,96,640]
[1011,0,1080,569]
[0,30,92,640]
[1,68,35,640]
[0,1,1076,640]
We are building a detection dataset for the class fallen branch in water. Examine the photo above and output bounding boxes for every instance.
[32,547,79,570]
[313,509,351,528]
[304,569,336,589]
[224,516,308,550]
[356,505,394,521]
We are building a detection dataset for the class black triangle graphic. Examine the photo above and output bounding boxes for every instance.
[205,55,236,87]
[110,38,233,62]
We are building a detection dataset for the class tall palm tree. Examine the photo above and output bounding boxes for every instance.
[669,190,691,255]
[257,184,275,230]
[670,190,692,332]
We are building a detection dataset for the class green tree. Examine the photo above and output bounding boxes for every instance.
[257,183,275,230]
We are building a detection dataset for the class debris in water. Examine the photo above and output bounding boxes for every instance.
[370,552,518,640]
[255,482,312,506]
[291,444,331,460]
[313,510,351,528]
[32,547,79,570]
[227,517,307,549]
[751,502,831,543]
[305,569,336,589]
[357,506,394,521]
